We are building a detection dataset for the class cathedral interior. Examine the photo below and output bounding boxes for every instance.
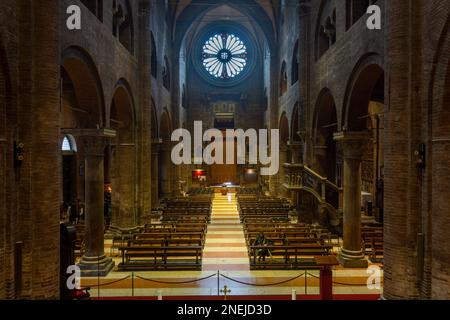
[0,0,449,301]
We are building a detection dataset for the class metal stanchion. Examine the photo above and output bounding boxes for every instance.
[304,271,308,295]
[217,271,220,296]
[132,272,134,297]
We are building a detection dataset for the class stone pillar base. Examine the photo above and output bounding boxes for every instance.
[78,255,115,277]
[337,248,368,268]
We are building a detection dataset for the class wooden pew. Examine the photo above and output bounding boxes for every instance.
[118,246,203,271]
[249,244,333,270]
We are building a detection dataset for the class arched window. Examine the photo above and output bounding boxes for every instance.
[316,4,337,60]
[291,40,299,85]
[62,135,77,153]
[163,56,171,90]
[151,33,157,78]
[280,61,288,96]
[113,0,134,53]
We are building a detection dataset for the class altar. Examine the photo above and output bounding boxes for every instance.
[211,183,240,194]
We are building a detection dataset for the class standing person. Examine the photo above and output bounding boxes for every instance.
[67,203,75,225]
[73,199,81,224]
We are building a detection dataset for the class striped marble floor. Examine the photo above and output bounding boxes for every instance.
[202,193,249,271]
[81,193,383,299]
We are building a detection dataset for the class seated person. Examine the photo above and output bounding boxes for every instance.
[253,233,274,262]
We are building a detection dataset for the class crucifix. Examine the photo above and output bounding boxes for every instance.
[220,285,231,300]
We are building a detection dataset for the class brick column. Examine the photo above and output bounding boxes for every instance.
[136,0,153,221]
[16,0,60,299]
[111,143,136,228]
[77,132,115,277]
[334,132,368,268]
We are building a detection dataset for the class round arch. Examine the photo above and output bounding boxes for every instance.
[313,88,338,145]
[61,46,105,128]
[342,53,385,131]
[159,109,172,141]
[110,78,135,143]
[279,112,289,145]
[312,88,338,180]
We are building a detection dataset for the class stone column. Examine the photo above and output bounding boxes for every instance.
[159,143,172,198]
[151,139,161,208]
[334,132,368,268]
[78,134,115,276]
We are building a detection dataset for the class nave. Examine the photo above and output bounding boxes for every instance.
[75,191,383,299]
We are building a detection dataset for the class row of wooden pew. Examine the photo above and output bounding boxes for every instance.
[362,225,383,262]
[237,197,291,223]
[115,222,208,271]
[161,197,212,223]
[114,194,213,271]
[237,195,338,270]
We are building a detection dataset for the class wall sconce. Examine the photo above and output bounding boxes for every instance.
[414,143,426,172]
[14,142,24,167]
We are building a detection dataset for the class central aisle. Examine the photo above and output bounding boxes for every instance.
[202,193,250,271]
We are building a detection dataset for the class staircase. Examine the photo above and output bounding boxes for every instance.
[283,163,343,226]
[202,193,249,271]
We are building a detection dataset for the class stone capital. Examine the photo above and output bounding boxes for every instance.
[62,128,117,156]
[333,132,369,160]
[83,136,110,156]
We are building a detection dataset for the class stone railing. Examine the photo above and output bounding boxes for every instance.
[283,163,342,212]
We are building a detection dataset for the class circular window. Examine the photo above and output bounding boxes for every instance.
[193,22,258,87]
[202,34,248,78]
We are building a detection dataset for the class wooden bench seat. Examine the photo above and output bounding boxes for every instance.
[249,245,333,270]
[118,246,203,271]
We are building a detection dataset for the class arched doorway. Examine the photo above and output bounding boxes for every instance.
[313,89,338,183]
[110,81,135,227]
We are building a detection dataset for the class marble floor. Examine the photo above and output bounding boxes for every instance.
[81,194,383,299]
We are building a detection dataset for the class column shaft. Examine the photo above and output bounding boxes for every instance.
[334,132,368,268]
